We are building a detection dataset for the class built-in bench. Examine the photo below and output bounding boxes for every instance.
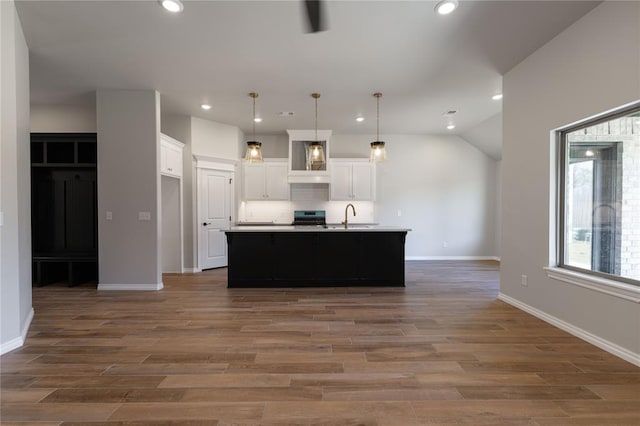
[32,255,97,287]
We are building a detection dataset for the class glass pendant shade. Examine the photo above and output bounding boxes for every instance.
[370,141,386,162]
[244,92,263,163]
[370,92,386,162]
[307,141,326,170]
[244,141,263,163]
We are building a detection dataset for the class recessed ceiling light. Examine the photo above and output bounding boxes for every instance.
[356,116,365,122]
[447,124,456,130]
[492,94,503,101]
[585,150,595,157]
[254,117,262,123]
[159,0,183,13]
[435,0,458,15]
[201,104,211,110]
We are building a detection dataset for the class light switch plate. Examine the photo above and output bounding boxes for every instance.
[138,212,151,221]
[106,211,113,220]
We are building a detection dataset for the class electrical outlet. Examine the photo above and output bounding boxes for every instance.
[443,241,448,248]
[138,211,151,221]
[521,274,528,287]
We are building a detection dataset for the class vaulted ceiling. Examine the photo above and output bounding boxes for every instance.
[17,1,599,157]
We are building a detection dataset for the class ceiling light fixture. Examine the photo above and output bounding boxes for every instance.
[244,92,263,163]
[201,104,211,110]
[356,116,365,122]
[308,93,326,170]
[370,92,387,163]
[492,94,503,101]
[447,124,456,130]
[254,117,262,123]
[159,0,183,13]
[435,0,458,15]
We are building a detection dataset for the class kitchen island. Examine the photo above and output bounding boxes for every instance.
[224,226,410,287]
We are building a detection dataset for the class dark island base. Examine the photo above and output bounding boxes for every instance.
[225,231,407,288]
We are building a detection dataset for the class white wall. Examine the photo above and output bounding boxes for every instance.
[332,134,498,259]
[255,134,289,158]
[161,114,194,270]
[495,160,502,259]
[191,116,244,160]
[31,98,96,132]
[97,90,162,289]
[0,0,33,354]
[242,133,498,258]
[190,116,244,265]
[502,2,640,360]
[161,175,181,273]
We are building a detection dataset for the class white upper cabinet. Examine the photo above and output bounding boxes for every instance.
[330,159,375,201]
[243,160,289,200]
[160,134,184,178]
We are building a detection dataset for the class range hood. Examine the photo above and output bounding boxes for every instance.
[288,174,330,184]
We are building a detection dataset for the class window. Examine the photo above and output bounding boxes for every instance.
[559,104,640,285]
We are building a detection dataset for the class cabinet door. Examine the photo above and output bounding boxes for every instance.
[352,163,373,200]
[244,164,266,200]
[160,144,169,174]
[165,144,182,177]
[264,163,289,200]
[330,162,352,200]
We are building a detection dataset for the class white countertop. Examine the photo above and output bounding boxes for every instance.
[225,225,411,232]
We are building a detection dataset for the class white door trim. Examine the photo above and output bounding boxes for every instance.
[196,165,235,271]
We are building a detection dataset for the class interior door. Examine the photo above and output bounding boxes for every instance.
[198,168,233,270]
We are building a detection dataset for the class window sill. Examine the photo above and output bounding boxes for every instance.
[544,267,640,303]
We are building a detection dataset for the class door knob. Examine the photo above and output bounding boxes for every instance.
[203,222,211,226]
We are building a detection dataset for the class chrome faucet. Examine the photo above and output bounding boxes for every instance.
[343,203,356,229]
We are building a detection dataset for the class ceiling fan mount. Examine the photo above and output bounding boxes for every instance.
[303,0,328,33]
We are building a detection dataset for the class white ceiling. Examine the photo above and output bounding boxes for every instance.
[17,0,599,152]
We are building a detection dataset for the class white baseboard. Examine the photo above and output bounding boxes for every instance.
[498,292,640,367]
[182,268,200,273]
[406,256,500,261]
[1,307,34,355]
[98,282,163,291]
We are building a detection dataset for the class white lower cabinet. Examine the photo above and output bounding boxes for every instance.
[243,161,289,200]
[330,159,375,201]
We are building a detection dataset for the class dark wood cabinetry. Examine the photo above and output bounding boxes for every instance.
[31,133,98,287]
[225,230,407,287]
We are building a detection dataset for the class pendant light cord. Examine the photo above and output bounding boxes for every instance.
[374,92,382,141]
[252,95,256,140]
[311,93,320,141]
[376,95,379,141]
[249,92,258,141]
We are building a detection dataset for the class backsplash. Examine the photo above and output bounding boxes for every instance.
[238,200,376,224]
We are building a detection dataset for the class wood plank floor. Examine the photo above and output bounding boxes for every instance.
[1,261,638,425]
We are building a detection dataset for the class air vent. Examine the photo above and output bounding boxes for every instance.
[278,112,295,117]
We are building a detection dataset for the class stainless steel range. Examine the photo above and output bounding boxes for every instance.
[292,210,327,228]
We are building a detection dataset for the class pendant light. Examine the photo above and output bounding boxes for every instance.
[244,92,264,163]
[370,92,387,162]
[307,93,326,170]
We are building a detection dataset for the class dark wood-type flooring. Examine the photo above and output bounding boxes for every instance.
[1,261,639,425]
